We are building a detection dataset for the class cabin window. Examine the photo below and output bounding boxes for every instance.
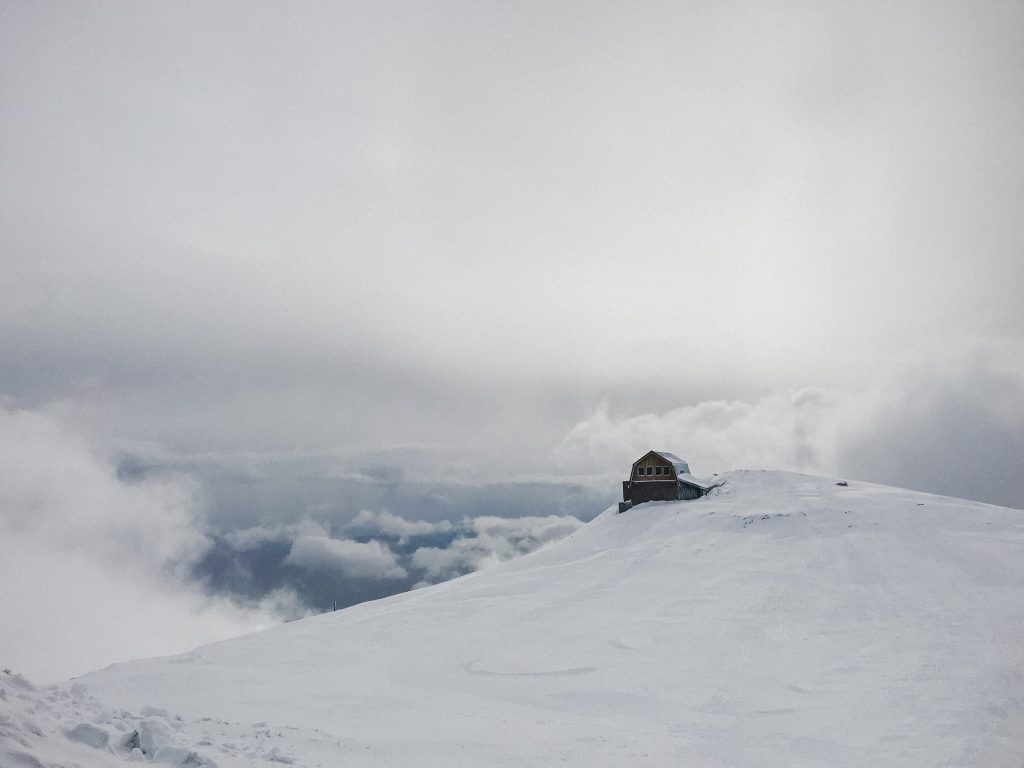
[655,466,663,475]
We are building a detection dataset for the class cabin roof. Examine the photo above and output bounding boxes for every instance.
[677,472,719,492]
[654,451,685,463]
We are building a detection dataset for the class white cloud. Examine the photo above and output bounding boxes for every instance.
[224,525,288,551]
[285,521,407,580]
[0,407,207,571]
[468,515,585,552]
[412,515,583,582]
[350,509,453,542]
[0,406,296,683]
[553,390,845,480]
[837,344,1024,508]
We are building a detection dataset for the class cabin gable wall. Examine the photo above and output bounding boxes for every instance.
[632,453,675,482]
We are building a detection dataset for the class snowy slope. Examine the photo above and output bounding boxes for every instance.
[5,470,1024,767]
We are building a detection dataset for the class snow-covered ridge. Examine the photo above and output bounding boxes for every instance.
[5,470,1024,767]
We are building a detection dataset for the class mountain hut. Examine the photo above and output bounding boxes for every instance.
[619,450,719,513]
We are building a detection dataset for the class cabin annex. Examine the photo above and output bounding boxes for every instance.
[619,450,719,513]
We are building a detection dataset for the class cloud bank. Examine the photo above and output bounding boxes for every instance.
[554,390,844,480]
[0,406,589,682]
[411,515,584,582]
[197,510,584,615]
[284,520,408,580]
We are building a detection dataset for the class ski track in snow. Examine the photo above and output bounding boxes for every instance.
[4,470,1024,767]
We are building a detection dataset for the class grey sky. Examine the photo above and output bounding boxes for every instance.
[2,1,1023,680]
[4,1,1022,463]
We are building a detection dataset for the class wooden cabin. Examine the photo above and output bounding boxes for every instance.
[618,450,719,512]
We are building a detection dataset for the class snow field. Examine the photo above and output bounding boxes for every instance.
[5,470,1024,766]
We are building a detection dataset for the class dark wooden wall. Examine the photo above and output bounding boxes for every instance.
[623,479,706,504]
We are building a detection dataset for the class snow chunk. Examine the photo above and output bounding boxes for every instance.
[63,722,110,749]
[153,745,216,766]
[0,748,44,767]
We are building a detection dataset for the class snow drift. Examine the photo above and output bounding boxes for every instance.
[4,470,1024,767]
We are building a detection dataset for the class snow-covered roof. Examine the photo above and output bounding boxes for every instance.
[677,472,722,492]
[653,451,689,475]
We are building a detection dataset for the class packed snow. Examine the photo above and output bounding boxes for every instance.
[4,470,1024,766]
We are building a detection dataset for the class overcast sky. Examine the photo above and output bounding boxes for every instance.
[2,0,1023,681]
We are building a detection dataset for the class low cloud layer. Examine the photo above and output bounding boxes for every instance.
[0,406,590,681]
[350,509,454,543]
[196,510,584,614]
[285,520,409,580]
[411,515,584,582]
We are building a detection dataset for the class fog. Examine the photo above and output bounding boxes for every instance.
[2,0,1022,680]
